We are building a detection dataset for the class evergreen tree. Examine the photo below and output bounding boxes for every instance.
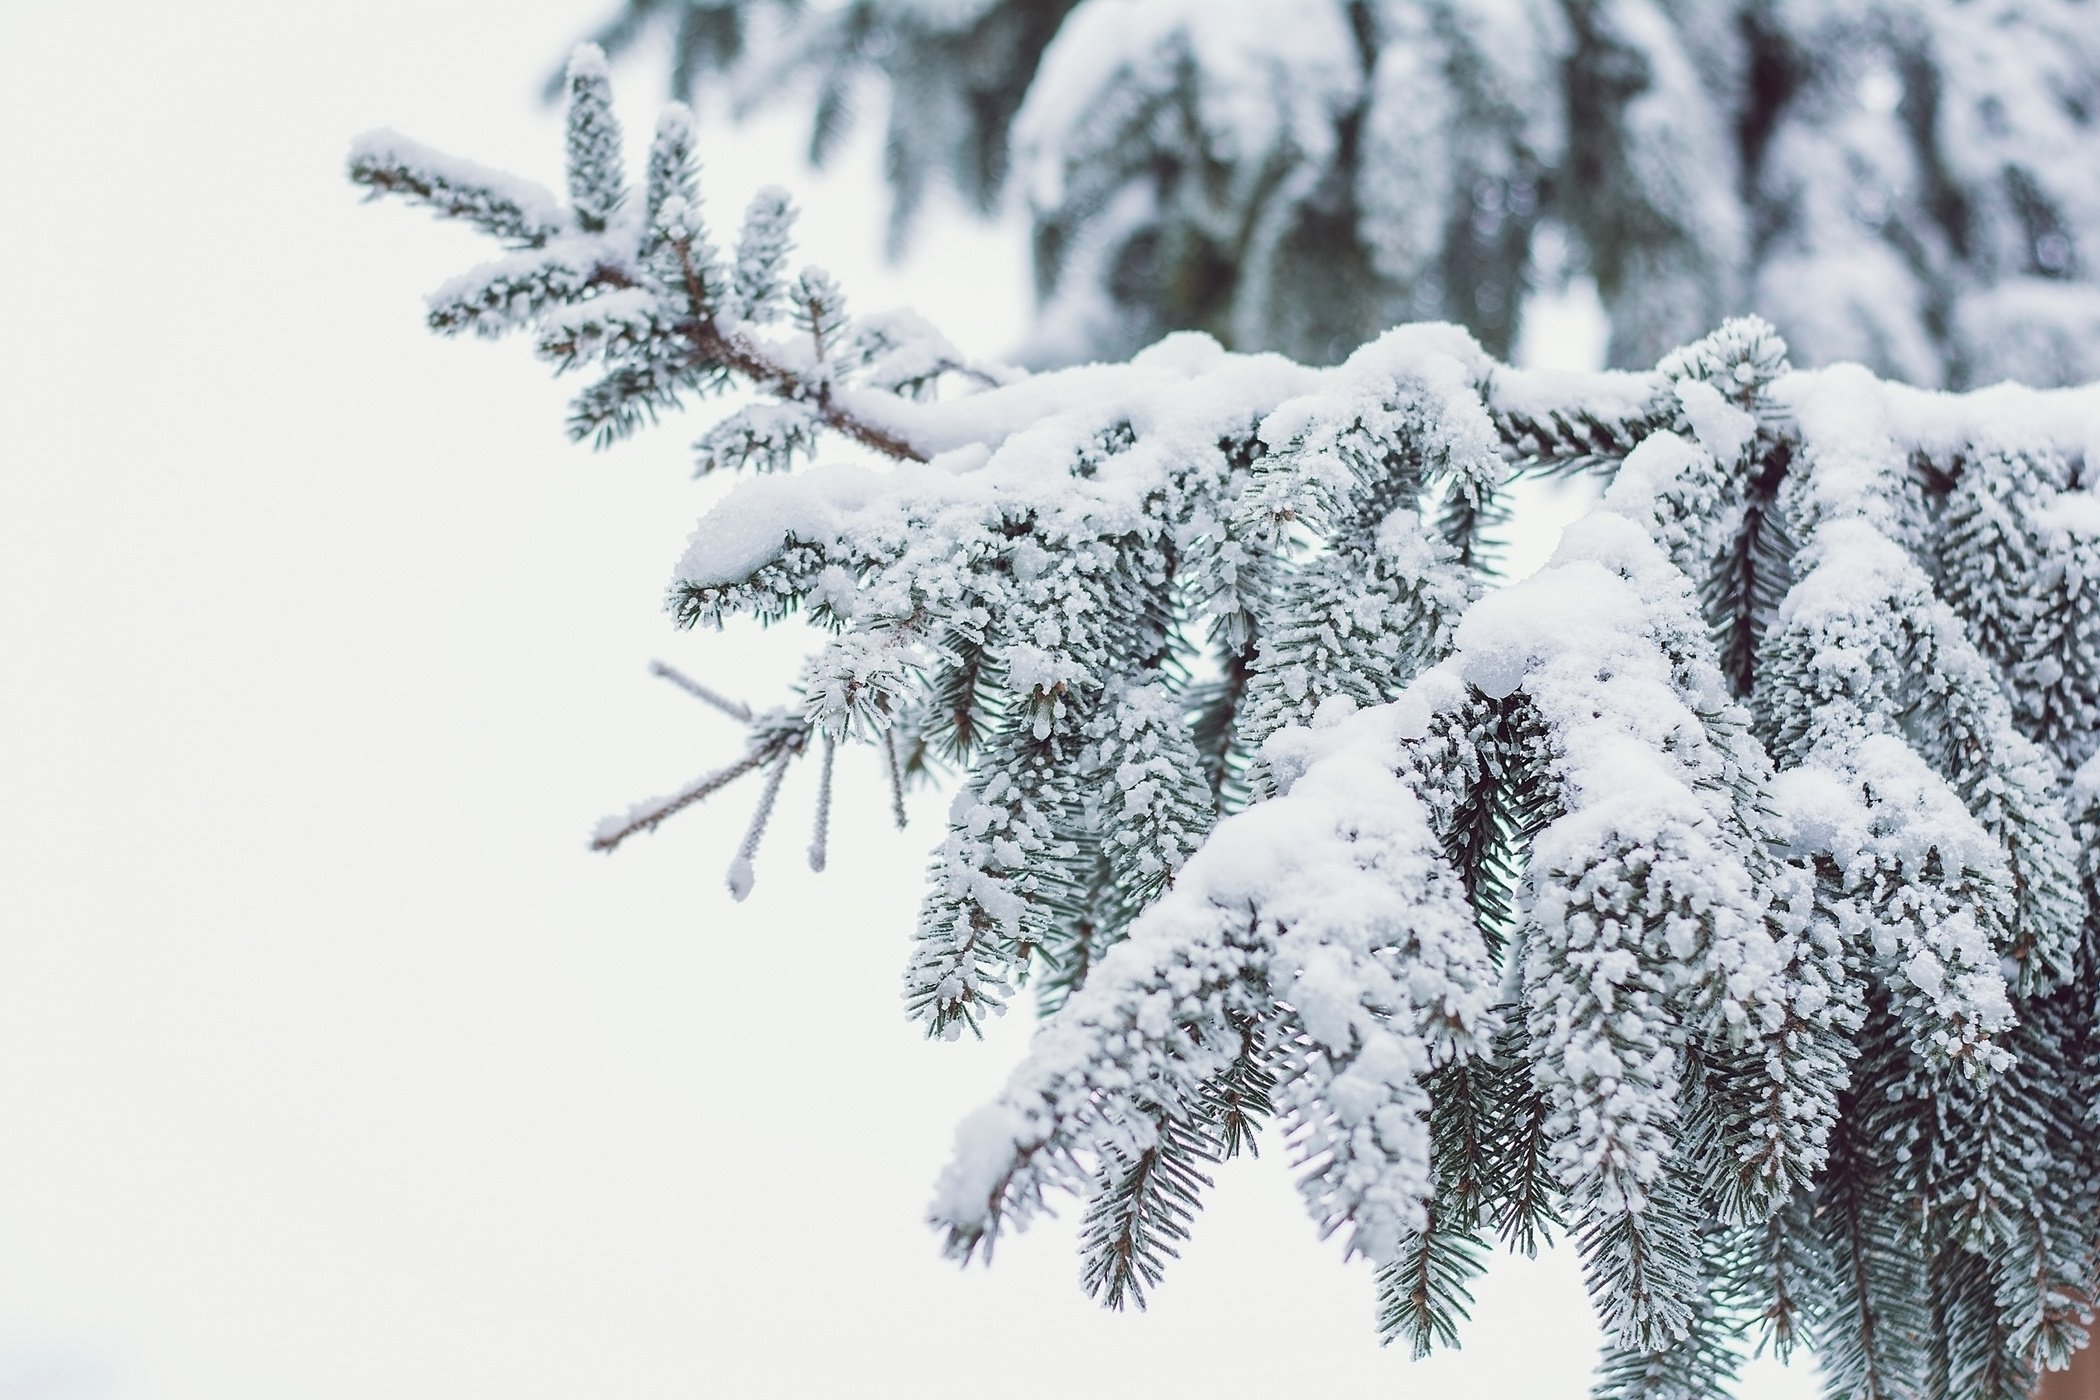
[350,53,2100,1399]
[553,0,2100,385]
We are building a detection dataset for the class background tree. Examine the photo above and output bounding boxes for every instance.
[353,48,2100,1399]
[559,0,2100,384]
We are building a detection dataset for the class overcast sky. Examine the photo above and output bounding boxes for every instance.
[0,4,1819,1396]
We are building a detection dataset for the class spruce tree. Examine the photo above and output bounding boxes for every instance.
[351,53,2100,1400]
[553,0,2100,385]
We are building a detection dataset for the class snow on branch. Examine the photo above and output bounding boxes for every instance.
[928,675,1496,1271]
[354,60,2100,1392]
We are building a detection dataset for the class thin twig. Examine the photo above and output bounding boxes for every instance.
[809,735,836,872]
[701,317,927,461]
[657,236,928,463]
[883,727,908,830]
[650,660,753,721]
[726,750,792,900]
[590,747,772,852]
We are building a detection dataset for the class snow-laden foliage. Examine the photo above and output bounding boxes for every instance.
[554,0,2100,386]
[352,58,2100,1400]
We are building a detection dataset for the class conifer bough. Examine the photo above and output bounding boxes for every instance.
[351,49,2100,1400]
[555,0,2100,385]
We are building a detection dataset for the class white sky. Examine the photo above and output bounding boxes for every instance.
[0,3,1819,1397]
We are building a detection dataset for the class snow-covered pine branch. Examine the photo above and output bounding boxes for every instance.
[557,0,2100,390]
[352,58,2100,1400]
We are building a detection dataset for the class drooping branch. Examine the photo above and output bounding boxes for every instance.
[354,52,2100,1390]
